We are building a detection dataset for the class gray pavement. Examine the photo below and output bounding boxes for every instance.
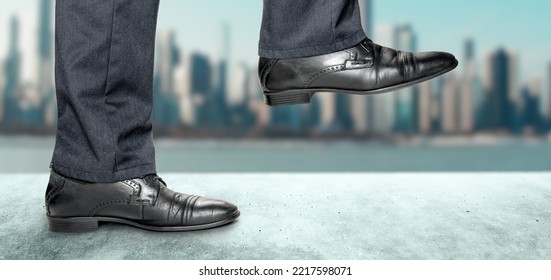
[0,172,550,259]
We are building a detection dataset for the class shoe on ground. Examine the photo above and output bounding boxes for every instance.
[45,169,240,232]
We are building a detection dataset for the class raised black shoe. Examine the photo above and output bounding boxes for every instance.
[258,38,458,106]
[45,169,240,232]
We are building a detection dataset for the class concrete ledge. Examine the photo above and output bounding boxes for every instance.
[0,172,550,259]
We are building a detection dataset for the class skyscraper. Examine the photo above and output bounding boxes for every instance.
[190,52,212,126]
[547,63,551,120]
[38,0,53,64]
[228,62,248,105]
[190,53,211,96]
[173,53,194,126]
[393,24,417,133]
[359,0,373,38]
[153,30,181,127]
[3,16,21,124]
[431,76,445,131]
[0,64,4,122]
[305,94,321,129]
[347,0,374,134]
[521,78,542,131]
[317,93,336,131]
[37,0,53,96]
[333,94,354,131]
[458,81,474,133]
[347,95,369,133]
[38,0,56,126]
[418,80,432,134]
[458,38,477,133]
[211,23,230,127]
[369,24,396,134]
[228,62,255,128]
[246,67,270,128]
[485,48,519,131]
[463,39,485,129]
[155,31,180,94]
[529,77,541,104]
[441,74,461,133]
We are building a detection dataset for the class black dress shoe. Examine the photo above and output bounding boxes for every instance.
[45,170,240,232]
[258,38,458,106]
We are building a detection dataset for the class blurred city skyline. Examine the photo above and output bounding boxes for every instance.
[1,0,551,138]
[2,0,550,83]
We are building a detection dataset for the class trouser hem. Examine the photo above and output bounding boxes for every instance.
[258,29,367,59]
[50,162,157,183]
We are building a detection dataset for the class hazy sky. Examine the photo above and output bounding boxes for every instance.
[1,0,550,88]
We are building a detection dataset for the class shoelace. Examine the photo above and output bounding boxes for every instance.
[154,175,167,187]
[141,173,167,187]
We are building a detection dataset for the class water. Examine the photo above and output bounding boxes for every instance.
[1,136,550,173]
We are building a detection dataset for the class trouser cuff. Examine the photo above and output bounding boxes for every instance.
[258,29,367,59]
[50,162,157,183]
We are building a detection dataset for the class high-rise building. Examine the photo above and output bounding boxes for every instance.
[153,30,181,127]
[463,39,485,129]
[228,62,248,105]
[37,0,54,95]
[547,63,551,120]
[521,78,542,131]
[529,77,541,106]
[305,95,321,129]
[38,0,56,126]
[228,62,255,128]
[268,88,307,131]
[458,38,477,133]
[418,80,432,134]
[211,23,230,127]
[0,65,4,122]
[393,24,417,133]
[441,74,461,133]
[190,52,212,126]
[246,67,270,128]
[485,48,519,131]
[190,53,211,96]
[359,0,373,38]
[155,31,180,94]
[333,94,354,131]
[0,12,45,126]
[347,0,374,134]
[317,93,336,131]
[3,16,21,124]
[431,76,445,131]
[269,103,306,131]
[349,94,369,133]
[38,0,53,67]
[174,53,194,126]
[369,24,396,134]
[458,81,474,133]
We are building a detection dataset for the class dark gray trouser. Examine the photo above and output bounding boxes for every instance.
[50,0,367,182]
[259,0,366,58]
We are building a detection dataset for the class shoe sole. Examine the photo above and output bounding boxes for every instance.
[263,59,458,106]
[47,210,240,233]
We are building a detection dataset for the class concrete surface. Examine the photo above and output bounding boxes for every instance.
[0,172,550,259]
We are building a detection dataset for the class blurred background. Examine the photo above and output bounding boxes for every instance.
[0,0,550,173]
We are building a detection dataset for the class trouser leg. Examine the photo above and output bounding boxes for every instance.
[51,0,160,183]
[258,0,367,59]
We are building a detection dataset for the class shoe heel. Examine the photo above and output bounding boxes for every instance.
[263,91,313,106]
[47,216,99,233]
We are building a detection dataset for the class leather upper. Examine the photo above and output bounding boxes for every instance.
[258,39,457,93]
[45,170,238,226]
